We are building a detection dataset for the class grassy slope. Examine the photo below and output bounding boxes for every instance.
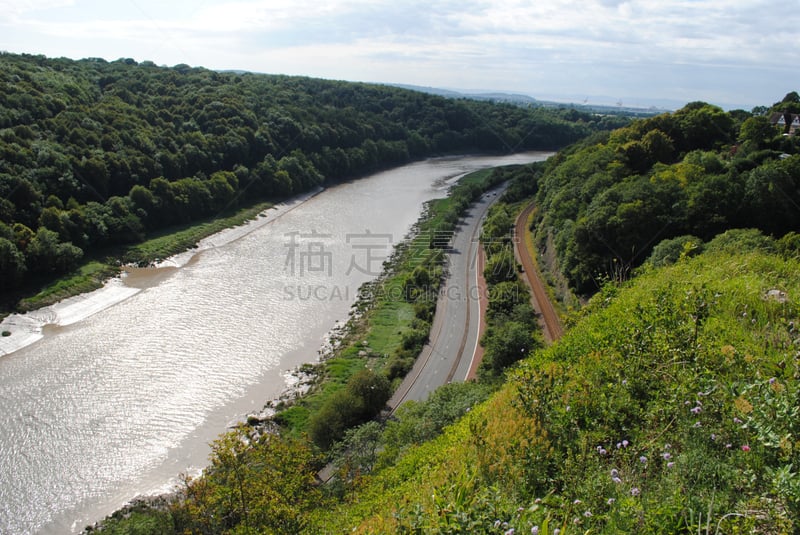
[310,249,800,534]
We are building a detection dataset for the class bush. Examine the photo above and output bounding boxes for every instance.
[386,353,415,381]
[309,370,391,449]
[647,234,704,267]
[705,228,776,255]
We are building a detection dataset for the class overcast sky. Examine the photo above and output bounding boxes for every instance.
[0,0,796,110]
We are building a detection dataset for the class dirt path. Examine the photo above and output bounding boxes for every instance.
[514,201,563,343]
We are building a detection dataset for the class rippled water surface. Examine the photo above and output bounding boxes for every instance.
[0,153,548,534]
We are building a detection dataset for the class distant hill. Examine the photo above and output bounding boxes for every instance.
[389,83,670,117]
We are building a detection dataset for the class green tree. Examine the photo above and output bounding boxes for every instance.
[483,248,518,285]
[739,115,778,150]
[0,237,26,289]
[481,320,538,374]
[647,235,704,267]
[175,427,318,534]
[26,227,83,274]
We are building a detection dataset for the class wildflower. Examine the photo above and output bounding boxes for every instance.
[505,529,515,535]
[573,517,580,525]
[667,462,675,468]
[584,510,593,518]
[631,487,641,496]
[573,499,582,505]
[534,498,542,504]
[553,530,560,535]
[598,448,607,455]
[622,439,629,447]
[607,498,615,505]
[693,421,702,427]
[610,468,619,478]
[733,417,743,424]
[725,443,732,449]
[691,406,702,414]
[612,477,622,484]
[664,443,671,449]
[741,444,750,452]
[710,434,716,441]
[639,456,647,463]
[616,442,622,449]
[531,527,539,535]
[494,520,502,528]
[662,452,671,460]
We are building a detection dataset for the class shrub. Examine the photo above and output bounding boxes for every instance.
[647,234,704,267]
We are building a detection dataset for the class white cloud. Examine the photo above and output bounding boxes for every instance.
[0,0,794,108]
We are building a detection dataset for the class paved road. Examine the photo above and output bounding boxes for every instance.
[389,183,506,408]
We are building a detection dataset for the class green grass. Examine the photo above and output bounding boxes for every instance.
[458,168,492,187]
[367,298,415,356]
[17,261,120,312]
[119,201,273,265]
[309,248,800,533]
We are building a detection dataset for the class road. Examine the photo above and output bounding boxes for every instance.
[514,201,563,343]
[388,184,504,408]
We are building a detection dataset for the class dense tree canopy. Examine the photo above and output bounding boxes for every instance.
[0,52,603,295]
[529,96,800,293]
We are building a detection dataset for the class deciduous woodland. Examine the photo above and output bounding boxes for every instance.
[0,52,615,304]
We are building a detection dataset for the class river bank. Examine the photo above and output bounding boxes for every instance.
[0,189,320,358]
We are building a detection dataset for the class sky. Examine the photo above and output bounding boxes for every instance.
[0,0,797,110]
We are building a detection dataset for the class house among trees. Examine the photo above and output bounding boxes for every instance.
[770,111,800,135]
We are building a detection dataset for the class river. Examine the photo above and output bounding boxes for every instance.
[0,153,549,534]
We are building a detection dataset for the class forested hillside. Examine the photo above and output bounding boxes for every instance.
[531,93,800,293]
[0,52,612,297]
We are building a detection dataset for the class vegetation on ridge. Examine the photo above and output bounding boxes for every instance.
[531,93,800,294]
[0,51,612,309]
[308,240,800,534]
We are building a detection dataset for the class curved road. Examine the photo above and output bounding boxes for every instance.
[388,193,564,409]
[389,184,505,407]
[514,201,563,343]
